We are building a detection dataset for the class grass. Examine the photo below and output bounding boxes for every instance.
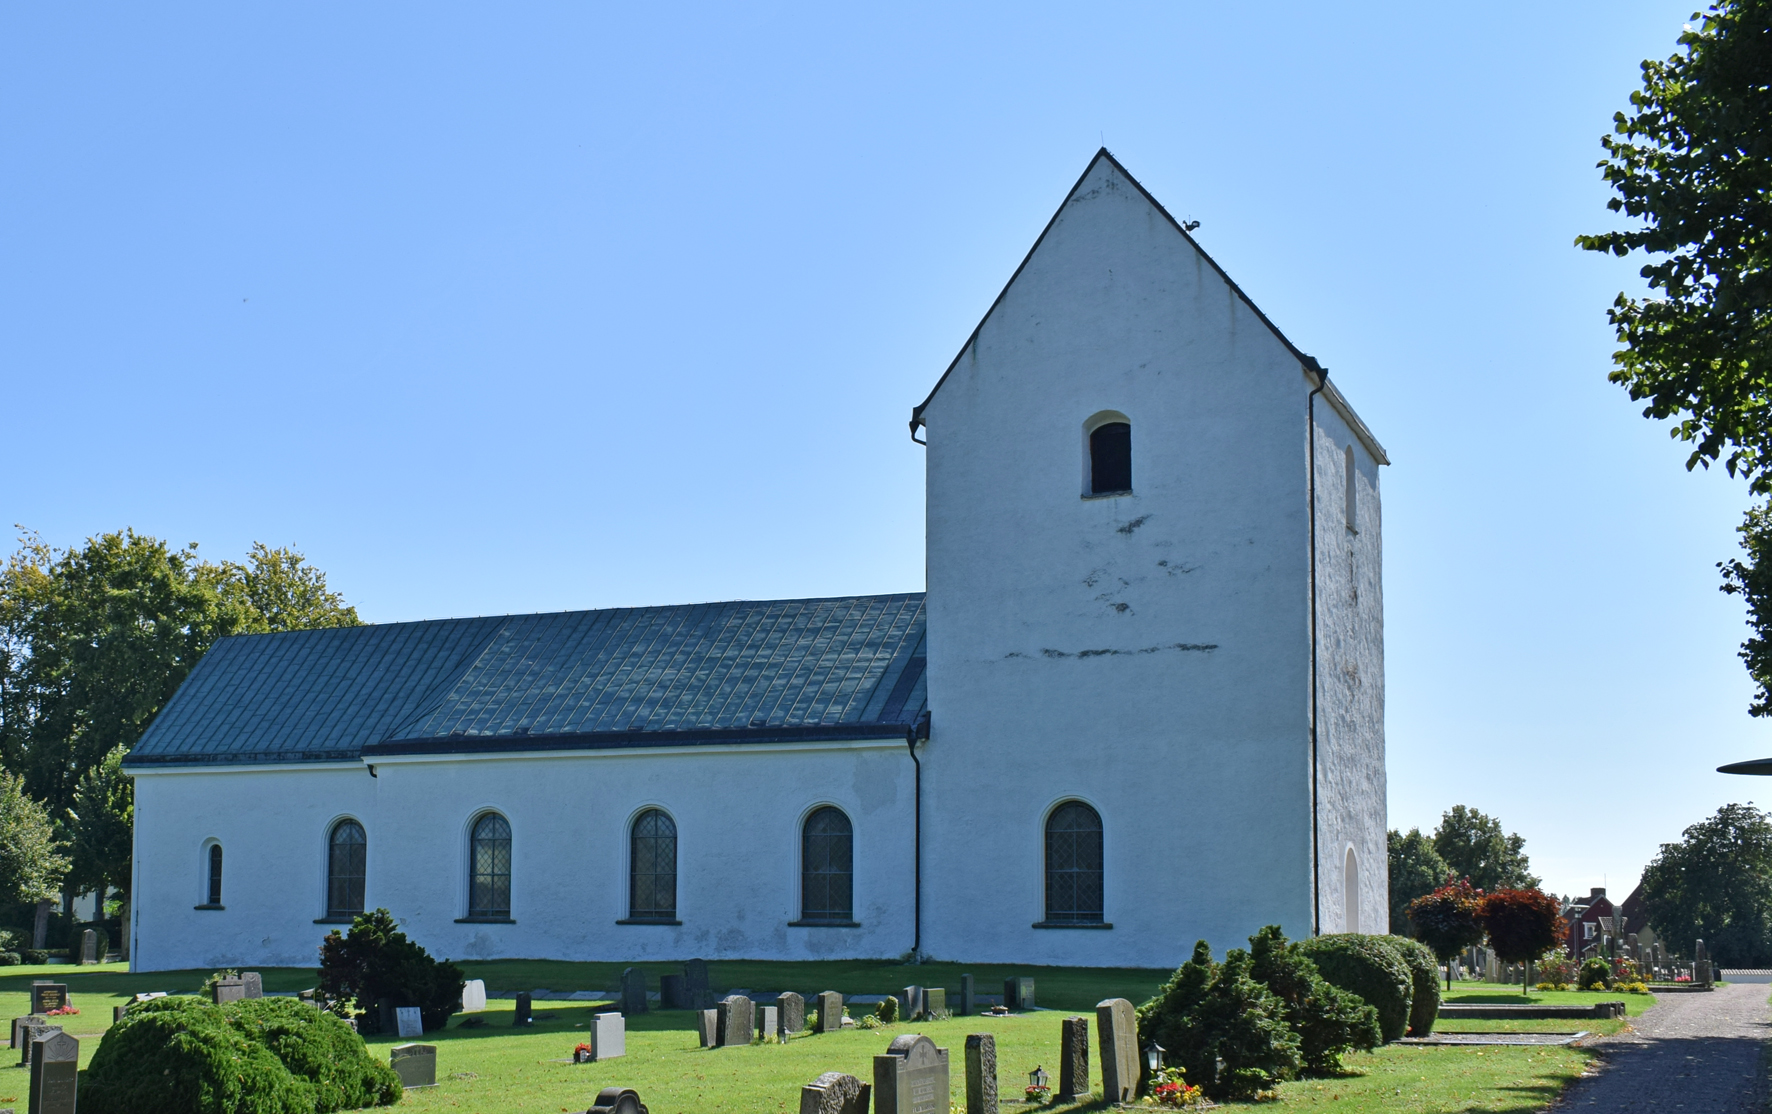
[0,963,1635,1113]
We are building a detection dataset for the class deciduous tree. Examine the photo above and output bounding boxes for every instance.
[1432,805,1538,893]
[1639,803,1772,966]
[1406,877,1487,988]
[1387,828,1450,934]
[1479,888,1564,997]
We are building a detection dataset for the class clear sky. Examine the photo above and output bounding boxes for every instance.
[3,3,1760,906]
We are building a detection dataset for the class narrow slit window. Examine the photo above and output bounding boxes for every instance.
[469,813,512,919]
[630,809,678,920]
[327,820,367,918]
[1090,422,1132,495]
[207,844,223,906]
[1344,445,1357,533]
[1044,801,1103,923]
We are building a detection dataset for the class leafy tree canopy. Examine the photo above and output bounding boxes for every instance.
[69,744,134,902]
[1405,876,1487,964]
[1432,805,1539,893]
[1640,802,1772,966]
[1387,828,1450,934]
[0,769,68,907]
[1479,888,1564,966]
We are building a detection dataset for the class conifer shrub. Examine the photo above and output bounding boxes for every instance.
[1294,934,1414,1043]
[1137,940,1303,1100]
[319,908,464,1033]
[1374,935,1440,1036]
[1248,925,1381,1072]
[1578,957,1612,990]
[874,996,898,1023]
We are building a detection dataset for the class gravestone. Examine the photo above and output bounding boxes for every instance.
[875,1033,950,1114]
[396,1007,424,1038]
[389,1043,437,1089]
[900,986,925,1021]
[1002,977,1034,1011]
[28,985,65,1015]
[816,991,844,1033]
[758,1006,777,1041]
[685,959,712,1009]
[375,998,397,1033]
[589,1011,625,1060]
[698,1009,719,1048]
[462,979,488,1012]
[113,1004,126,1025]
[799,1071,870,1114]
[1696,939,1713,986]
[587,1087,649,1114]
[964,1033,997,1114]
[11,1016,45,1050]
[1057,1016,1089,1102]
[777,991,806,1038]
[959,974,974,1016]
[1095,998,1138,1104]
[213,978,247,1004]
[17,1024,58,1068]
[28,1030,77,1114]
[717,994,754,1046]
[242,971,264,999]
[78,930,97,966]
[660,974,689,1010]
[924,988,946,1018]
[513,992,533,1025]
[1626,933,1640,960]
[621,967,649,1016]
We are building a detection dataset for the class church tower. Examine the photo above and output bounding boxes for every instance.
[913,150,1388,964]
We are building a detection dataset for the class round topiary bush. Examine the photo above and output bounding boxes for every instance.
[1295,934,1414,1043]
[1375,935,1440,1037]
[1578,957,1611,991]
[221,998,402,1111]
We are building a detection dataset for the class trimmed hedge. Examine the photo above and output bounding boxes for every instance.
[1375,935,1440,1037]
[1295,934,1414,1043]
[81,995,400,1114]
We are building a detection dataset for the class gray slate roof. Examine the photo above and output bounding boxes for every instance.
[124,593,927,767]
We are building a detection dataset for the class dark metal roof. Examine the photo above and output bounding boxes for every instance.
[125,594,927,767]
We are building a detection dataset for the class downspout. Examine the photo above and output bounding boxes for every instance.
[907,711,930,959]
[1306,361,1327,937]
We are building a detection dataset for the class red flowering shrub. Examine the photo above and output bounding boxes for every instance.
[1406,877,1487,963]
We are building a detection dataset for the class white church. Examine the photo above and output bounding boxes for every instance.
[124,150,1389,972]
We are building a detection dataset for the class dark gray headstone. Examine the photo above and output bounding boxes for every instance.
[242,971,264,999]
[899,986,925,1021]
[800,1071,870,1114]
[588,1087,649,1114]
[684,959,712,1009]
[660,974,689,1010]
[29,1030,77,1114]
[959,974,974,1016]
[513,992,533,1025]
[758,1006,778,1041]
[214,978,247,1005]
[16,1024,58,1068]
[113,1004,126,1025]
[874,1033,950,1114]
[621,967,649,1015]
[28,986,65,1015]
[925,988,946,1018]
[10,1016,45,1051]
[965,1033,997,1114]
[1057,1016,1089,1101]
[1002,978,1034,1011]
[1095,998,1138,1103]
[816,991,844,1033]
[389,1043,437,1088]
[716,994,754,1046]
[373,997,396,1032]
[78,930,97,967]
[777,991,806,1038]
[698,1009,719,1048]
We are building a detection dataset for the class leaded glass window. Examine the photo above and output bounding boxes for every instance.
[630,809,677,920]
[327,820,367,918]
[1044,801,1103,923]
[469,813,512,918]
[207,844,223,906]
[801,807,853,922]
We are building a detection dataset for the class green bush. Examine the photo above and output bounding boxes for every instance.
[80,995,399,1114]
[1138,940,1302,1100]
[874,996,898,1023]
[1248,926,1380,1072]
[1374,935,1440,1037]
[23,949,47,965]
[319,908,463,1033]
[0,952,19,966]
[1578,957,1611,991]
[1295,934,1414,1043]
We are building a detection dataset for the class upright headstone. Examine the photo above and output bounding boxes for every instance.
[513,991,533,1025]
[874,1033,951,1114]
[758,1006,778,1041]
[1057,1017,1089,1102]
[112,1004,126,1025]
[242,972,264,999]
[964,1033,997,1114]
[959,974,974,1016]
[589,1011,626,1060]
[375,998,397,1033]
[28,1030,77,1114]
[213,978,247,1004]
[900,986,925,1021]
[1626,933,1640,960]
[698,1009,719,1048]
[660,974,689,1010]
[77,931,97,967]
[1695,939,1713,986]
[16,1024,57,1069]
[1095,998,1138,1104]
[924,988,946,1018]
[685,959,713,1009]
[11,1016,45,1051]
[717,995,754,1046]
[816,991,844,1033]
[777,991,806,1038]
[28,985,65,1015]
[396,1007,424,1038]
[1002,978,1034,1011]
[461,979,488,1012]
[588,1087,650,1114]
[389,1043,437,1089]
[799,1071,870,1114]
[619,967,649,1016]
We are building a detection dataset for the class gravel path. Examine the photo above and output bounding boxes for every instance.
[1551,982,1770,1112]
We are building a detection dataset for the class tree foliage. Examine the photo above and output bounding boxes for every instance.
[0,768,68,907]
[1639,802,1772,965]
[1720,504,1772,713]
[1432,805,1538,893]
[1479,888,1564,965]
[1406,877,1487,963]
[1137,940,1303,1100]
[1387,827,1450,934]
[318,908,465,1033]
[69,744,134,901]
[1248,925,1380,1073]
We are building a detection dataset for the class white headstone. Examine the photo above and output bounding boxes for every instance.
[396,1007,424,1038]
[461,980,487,1013]
[590,1011,626,1060]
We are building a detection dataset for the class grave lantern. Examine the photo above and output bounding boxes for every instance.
[1144,1040,1165,1076]
[1028,1065,1049,1092]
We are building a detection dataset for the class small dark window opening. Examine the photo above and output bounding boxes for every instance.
[801,807,854,922]
[469,813,512,918]
[630,809,678,920]
[207,844,224,906]
[327,820,367,918]
[1090,422,1132,494]
[1045,801,1103,923]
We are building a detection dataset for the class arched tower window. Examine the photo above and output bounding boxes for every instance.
[1344,847,1360,933]
[800,807,854,923]
[1344,445,1358,533]
[1045,801,1103,923]
[1090,422,1133,495]
[629,809,678,920]
[206,844,224,906]
[469,812,512,919]
[327,820,367,919]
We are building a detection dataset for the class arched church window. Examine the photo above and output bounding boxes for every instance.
[469,812,512,919]
[800,807,853,923]
[629,809,677,921]
[1090,421,1133,495]
[206,843,224,907]
[1344,445,1358,533]
[1344,847,1360,933]
[327,819,367,919]
[1045,801,1103,923]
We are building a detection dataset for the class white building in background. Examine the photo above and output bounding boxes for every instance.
[125,150,1389,972]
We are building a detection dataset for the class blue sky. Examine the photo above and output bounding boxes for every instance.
[3,2,1758,904]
